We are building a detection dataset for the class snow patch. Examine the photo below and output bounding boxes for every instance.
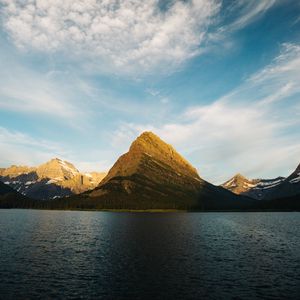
[243,182,257,188]
[255,178,284,189]
[224,178,234,187]
[46,179,60,185]
[58,160,78,176]
[290,173,300,184]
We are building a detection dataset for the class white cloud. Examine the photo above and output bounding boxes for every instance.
[242,43,300,108]
[226,0,277,31]
[206,0,279,48]
[0,127,68,166]
[0,43,101,126]
[249,43,300,83]
[112,43,300,183]
[0,126,110,172]
[0,74,77,119]
[1,0,221,75]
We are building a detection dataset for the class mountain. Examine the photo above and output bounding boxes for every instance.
[0,180,18,196]
[1,132,297,211]
[221,163,300,200]
[265,163,300,200]
[221,174,285,200]
[0,158,106,200]
[0,181,33,208]
[67,131,252,210]
[221,174,260,194]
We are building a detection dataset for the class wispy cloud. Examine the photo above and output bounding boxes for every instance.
[112,42,300,183]
[240,43,300,108]
[207,0,279,47]
[0,46,85,121]
[0,126,111,172]
[0,42,114,130]
[0,126,69,166]
[226,0,277,31]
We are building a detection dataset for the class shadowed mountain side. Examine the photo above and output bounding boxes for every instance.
[221,162,300,200]
[265,163,300,200]
[0,181,37,208]
[0,181,17,196]
[25,179,73,200]
[257,194,300,211]
[0,180,298,211]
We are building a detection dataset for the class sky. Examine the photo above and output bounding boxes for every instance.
[0,0,299,184]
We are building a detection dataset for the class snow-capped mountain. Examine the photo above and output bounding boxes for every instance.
[0,158,106,200]
[221,173,260,194]
[221,163,300,200]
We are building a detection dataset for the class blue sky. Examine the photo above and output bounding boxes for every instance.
[0,0,299,183]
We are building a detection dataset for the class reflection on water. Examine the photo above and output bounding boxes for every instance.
[0,210,299,299]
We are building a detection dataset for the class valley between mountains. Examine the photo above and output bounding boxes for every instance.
[0,132,299,211]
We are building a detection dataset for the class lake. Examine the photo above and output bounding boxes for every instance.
[0,210,299,299]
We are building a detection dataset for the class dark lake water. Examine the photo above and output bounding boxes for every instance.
[0,210,299,299]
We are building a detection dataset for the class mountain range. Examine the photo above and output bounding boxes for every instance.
[0,131,299,211]
[0,158,106,200]
[77,131,250,210]
[221,164,300,200]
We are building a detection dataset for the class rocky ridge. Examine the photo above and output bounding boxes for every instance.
[0,158,106,200]
[221,163,300,200]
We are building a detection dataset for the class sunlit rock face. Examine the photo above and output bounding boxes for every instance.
[0,158,106,200]
[221,163,300,200]
[88,131,240,210]
[98,131,202,190]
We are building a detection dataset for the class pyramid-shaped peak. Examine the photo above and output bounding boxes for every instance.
[222,173,253,188]
[131,131,166,148]
[138,131,158,139]
[131,131,180,156]
[99,132,200,186]
[129,131,198,175]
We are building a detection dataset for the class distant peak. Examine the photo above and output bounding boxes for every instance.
[39,158,78,171]
[222,173,251,187]
[44,158,62,164]
[234,173,247,180]
[46,158,73,166]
